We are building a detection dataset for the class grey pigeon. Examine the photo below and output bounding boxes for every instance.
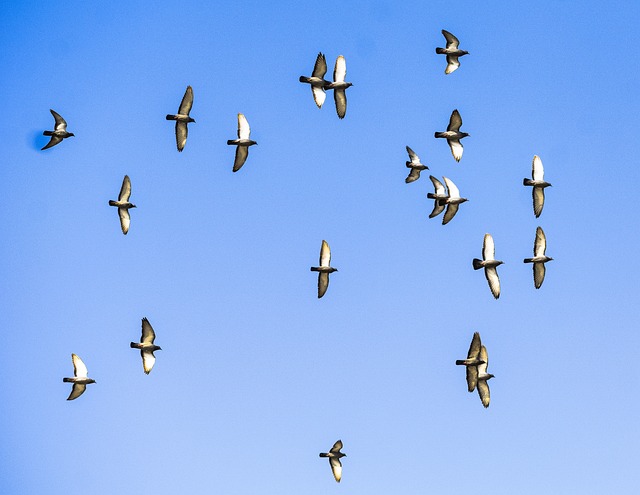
[130,317,162,374]
[523,155,552,217]
[472,233,504,299]
[440,176,468,225]
[299,52,331,108]
[42,109,74,150]
[435,109,469,162]
[325,55,353,119]
[427,175,447,219]
[405,146,428,183]
[476,345,494,408]
[456,332,485,392]
[108,175,136,235]
[319,440,346,483]
[524,226,553,289]
[227,113,257,172]
[166,86,195,152]
[435,30,469,74]
[310,240,338,298]
[62,353,95,401]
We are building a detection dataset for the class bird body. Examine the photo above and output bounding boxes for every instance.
[472,233,503,299]
[227,113,257,172]
[324,55,352,118]
[42,109,74,150]
[166,86,195,152]
[524,226,553,288]
[299,52,331,108]
[310,240,337,298]
[436,30,469,74]
[435,109,468,162]
[63,353,95,400]
[109,175,136,235]
[523,155,552,217]
[405,146,428,183]
[130,317,161,374]
[319,440,346,482]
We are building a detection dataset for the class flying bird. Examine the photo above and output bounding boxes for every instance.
[319,440,346,483]
[227,113,257,172]
[299,52,331,108]
[63,353,96,401]
[435,30,469,74]
[427,175,448,219]
[166,86,195,152]
[108,175,136,235]
[476,345,494,408]
[456,332,485,392]
[42,109,74,150]
[325,55,353,119]
[524,226,553,289]
[523,155,552,217]
[435,109,469,162]
[473,233,504,299]
[310,240,338,298]
[440,176,468,225]
[130,317,162,374]
[405,146,428,183]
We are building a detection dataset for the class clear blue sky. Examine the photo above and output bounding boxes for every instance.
[1,1,639,493]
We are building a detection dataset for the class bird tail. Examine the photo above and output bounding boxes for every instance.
[523,178,534,186]
[455,360,467,365]
[319,453,329,457]
[523,258,533,263]
[165,114,177,121]
[43,131,53,136]
[108,200,119,207]
[62,378,73,383]
[226,140,236,145]
[130,342,141,349]
[434,132,445,138]
[427,193,436,199]
[310,267,320,272]
[472,258,484,270]
[299,76,311,83]
[435,48,447,54]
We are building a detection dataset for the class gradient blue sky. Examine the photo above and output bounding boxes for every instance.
[1,1,639,493]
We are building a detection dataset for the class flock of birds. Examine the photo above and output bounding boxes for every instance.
[45,29,555,484]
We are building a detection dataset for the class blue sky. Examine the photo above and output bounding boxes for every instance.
[1,1,639,493]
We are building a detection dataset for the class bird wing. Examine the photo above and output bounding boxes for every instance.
[482,233,495,261]
[406,146,420,164]
[533,262,546,289]
[141,317,156,344]
[485,267,501,299]
[142,350,156,374]
[311,85,326,108]
[330,440,343,452]
[176,121,188,152]
[442,30,460,50]
[50,109,67,131]
[333,55,347,83]
[233,145,249,172]
[442,203,459,225]
[447,139,464,162]
[466,364,478,392]
[532,155,544,181]
[533,187,545,218]
[534,226,547,257]
[237,113,251,140]
[442,176,460,198]
[329,457,342,482]
[447,109,462,132]
[118,207,131,235]
[429,200,445,218]
[430,176,446,196]
[333,88,347,119]
[312,52,328,78]
[319,240,331,267]
[118,175,132,202]
[178,86,193,116]
[467,332,482,359]
[67,383,87,401]
[41,135,63,150]
[477,379,490,408]
[445,55,460,74]
[72,353,88,378]
[405,168,421,183]
[318,272,329,298]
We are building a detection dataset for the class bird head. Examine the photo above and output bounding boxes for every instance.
[486,374,495,380]
[131,204,137,209]
[188,117,196,123]
[68,133,75,137]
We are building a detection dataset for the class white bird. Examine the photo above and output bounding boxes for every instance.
[524,226,553,289]
[42,109,74,150]
[405,146,428,183]
[166,86,195,152]
[476,345,494,408]
[227,113,257,172]
[440,176,468,225]
[62,353,96,401]
[319,440,346,483]
[310,240,338,298]
[435,30,469,74]
[299,52,331,108]
[427,175,448,219]
[455,332,485,392]
[435,109,469,162]
[325,55,353,119]
[523,155,552,218]
[130,317,162,374]
[472,233,504,299]
[108,175,136,235]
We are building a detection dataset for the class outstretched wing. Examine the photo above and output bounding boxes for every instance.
[141,350,156,374]
[477,379,490,408]
[318,272,329,298]
[485,267,501,299]
[319,240,331,267]
[442,204,459,225]
[178,86,193,116]
[447,109,462,132]
[329,457,342,482]
[333,55,347,83]
[532,155,544,181]
[237,113,251,140]
[67,383,87,401]
[445,55,460,74]
[118,207,131,235]
[50,109,67,131]
[141,317,156,344]
[334,89,347,119]
[312,52,328,78]
[482,234,495,261]
[233,145,249,172]
[442,30,460,50]
[118,175,132,202]
[533,187,545,217]
[72,353,88,378]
